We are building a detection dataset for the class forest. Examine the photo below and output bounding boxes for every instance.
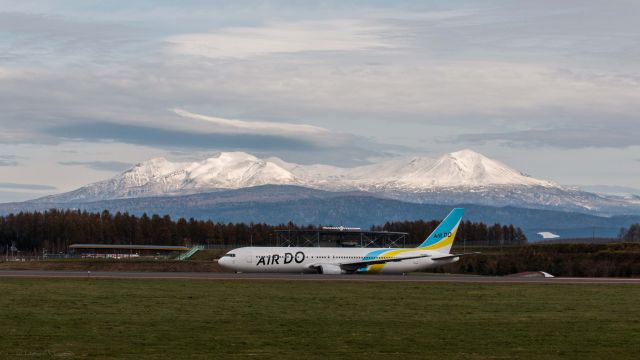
[442,243,640,277]
[1,209,528,253]
[619,224,640,242]
[373,219,527,246]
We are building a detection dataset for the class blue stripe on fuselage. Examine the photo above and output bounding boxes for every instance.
[356,248,397,273]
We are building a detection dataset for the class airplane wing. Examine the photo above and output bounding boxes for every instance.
[336,254,432,272]
[430,252,480,261]
[308,252,480,273]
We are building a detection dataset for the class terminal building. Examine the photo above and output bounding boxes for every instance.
[68,244,190,259]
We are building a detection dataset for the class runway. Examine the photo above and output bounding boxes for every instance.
[1,270,640,284]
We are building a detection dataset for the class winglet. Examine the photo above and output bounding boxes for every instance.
[418,208,464,253]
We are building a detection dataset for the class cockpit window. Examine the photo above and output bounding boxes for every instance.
[223,253,236,258]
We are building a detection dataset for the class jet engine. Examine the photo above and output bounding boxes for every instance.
[316,264,344,274]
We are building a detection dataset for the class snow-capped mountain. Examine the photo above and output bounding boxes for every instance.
[40,149,557,201]
[41,152,301,202]
[34,149,640,215]
[290,149,556,190]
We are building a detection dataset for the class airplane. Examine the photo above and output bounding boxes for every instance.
[218,208,475,274]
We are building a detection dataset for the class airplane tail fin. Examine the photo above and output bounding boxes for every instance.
[418,208,464,253]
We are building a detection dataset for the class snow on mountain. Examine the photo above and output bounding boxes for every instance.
[328,149,557,190]
[40,152,300,202]
[35,149,640,216]
[268,149,558,194]
[39,149,561,203]
[166,152,299,190]
[397,149,555,188]
[37,157,185,202]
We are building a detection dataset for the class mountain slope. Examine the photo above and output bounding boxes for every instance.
[5,185,639,240]
[40,152,300,202]
[31,149,640,215]
[40,149,559,200]
[274,149,557,190]
[354,149,556,189]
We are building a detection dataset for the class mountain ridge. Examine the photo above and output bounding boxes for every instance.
[38,149,560,201]
[31,149,640,216]
[4,185,639,240]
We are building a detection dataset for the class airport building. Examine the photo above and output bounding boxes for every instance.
[68,244,190,259]
[274,228,409,248]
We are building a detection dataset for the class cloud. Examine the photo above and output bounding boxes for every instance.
[0,190,44,203]
[456,117,640,149]
[0,182,56,190]
[47,122,318,151]
[173,108,330,136]
[3,17,639,151]
[577,185,640,196]
[158,61,640,121]
[0,12,146,64]
[58,160,132,172]
[0,155,18,166]
[166,20,391,59]
[248,62,640,117]
[170,110,401,161]
[43,120,397,166]
[1,2,639,178]
[0,12,125,37]
[2,5,639,126]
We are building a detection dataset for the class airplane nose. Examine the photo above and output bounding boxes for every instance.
[218,256,229,268]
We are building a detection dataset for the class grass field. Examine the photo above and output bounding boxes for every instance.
[1,279,639,359]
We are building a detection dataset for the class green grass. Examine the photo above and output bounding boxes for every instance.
[0,279,639,359]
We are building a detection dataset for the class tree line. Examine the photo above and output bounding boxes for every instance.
[1,209,528,254]
[440,243,640,277]
[619,224,640,242]
[373,219,527,246]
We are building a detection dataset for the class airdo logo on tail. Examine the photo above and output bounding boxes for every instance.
[418,208,464,253]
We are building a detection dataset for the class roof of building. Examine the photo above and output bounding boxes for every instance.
[273,229,408,235]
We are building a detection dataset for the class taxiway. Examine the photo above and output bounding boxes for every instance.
[1,270,640,284]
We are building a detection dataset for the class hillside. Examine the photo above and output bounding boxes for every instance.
[29,150,640,216]
[4,185,638,239]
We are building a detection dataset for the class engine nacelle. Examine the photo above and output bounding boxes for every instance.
[317,264,344,275]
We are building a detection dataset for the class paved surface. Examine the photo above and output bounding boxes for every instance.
[1,270,640,284]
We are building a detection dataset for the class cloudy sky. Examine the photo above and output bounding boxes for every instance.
[1,0,639,202]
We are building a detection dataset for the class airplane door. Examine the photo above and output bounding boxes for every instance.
[246,254,252,264]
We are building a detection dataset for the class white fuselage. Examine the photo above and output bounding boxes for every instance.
[218,246,459,274]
